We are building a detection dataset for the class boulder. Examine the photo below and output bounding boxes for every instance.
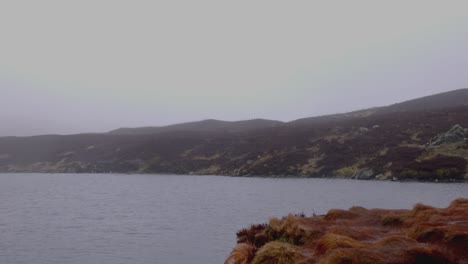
[358,127,369,133]
[353,169,374,180]
[375,174,390,181]
[427,124,466,147]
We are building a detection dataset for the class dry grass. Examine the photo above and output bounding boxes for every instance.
[251,242,305,264]
[449,197,468,209]
[413,203,436,213]
[324,209,359,221]
[314,234,365,256]
[402,245,457,264]
[225,243,257,264]
[237,224,268,246]
[226,198,467,264]
[372,235,418,248]
[265,215,313,246]
[318,248,386,264]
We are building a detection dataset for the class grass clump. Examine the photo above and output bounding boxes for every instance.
[251,242,305,264]
[225,243,257,264]
[381,215,404,226]
[319,248,386,264]
[265,215,309,246]
[403,246,457,264]
[314,234,365,255]
[237,224,268,247]
[372,235,417,248]
[324,209,359,221]
[226,198,467,264]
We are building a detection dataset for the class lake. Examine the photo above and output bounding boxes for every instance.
[0,173,466,264]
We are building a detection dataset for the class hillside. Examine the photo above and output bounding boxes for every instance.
[109,119,284,135]
[0,89,467,181]
[377,88,468,114]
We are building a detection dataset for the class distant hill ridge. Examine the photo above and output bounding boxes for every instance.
[109,89,468,135]
[109,119,284,135]
[377,88,468,113]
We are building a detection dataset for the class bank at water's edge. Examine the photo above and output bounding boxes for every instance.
[225,198,468,264]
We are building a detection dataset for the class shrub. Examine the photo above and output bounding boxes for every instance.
[237,224,268,245]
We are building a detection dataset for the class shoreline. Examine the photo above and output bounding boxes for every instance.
[1,171,467,183]
[0,171,466,183]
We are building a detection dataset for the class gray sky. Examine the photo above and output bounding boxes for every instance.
[1,1,467,136]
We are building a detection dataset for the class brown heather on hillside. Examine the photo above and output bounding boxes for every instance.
[225,198,468,264]
[0,89,467,181]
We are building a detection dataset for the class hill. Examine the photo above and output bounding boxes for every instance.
[0,89,467,181]
[378,88,468,113]
[108,119,284,135]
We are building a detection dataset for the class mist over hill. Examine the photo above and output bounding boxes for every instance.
[109,119,284,135]
[1,89,467,181]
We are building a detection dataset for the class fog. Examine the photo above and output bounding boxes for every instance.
[1,1,467,136]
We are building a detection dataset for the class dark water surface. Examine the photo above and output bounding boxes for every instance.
[0,173,466,264]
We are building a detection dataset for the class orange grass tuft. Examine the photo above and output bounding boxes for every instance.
[265,215,315,246]
[237,224,269,247]
[225,243,257,264]
[251,242,305,264]
[314,234,365,256]
[413,203,436,213]
[372,235,418,248]
[410,225,447,243]
[448,198,468,209]
[226,198,468,264]
[444,231,468,258]
[318,248,386,264]
[403,246,457,264]
[348,206,368,214]
[324,209,359,221]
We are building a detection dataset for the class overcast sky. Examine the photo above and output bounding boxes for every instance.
[1,1,467,136]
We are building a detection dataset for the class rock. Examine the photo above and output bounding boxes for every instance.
[448,124,466,137]
[359,127,369,133]
[375,174,390,181]
[354,169,374,180]
[427,124,466,147]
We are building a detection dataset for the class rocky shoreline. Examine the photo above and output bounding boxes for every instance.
[225,198,468,264]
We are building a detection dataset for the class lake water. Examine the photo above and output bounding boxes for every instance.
[0,173,466,264]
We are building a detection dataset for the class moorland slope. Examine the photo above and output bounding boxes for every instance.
[1,89,467,181]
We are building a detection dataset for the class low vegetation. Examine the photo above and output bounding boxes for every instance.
[225,198,468,264]
[0,90,467,181]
